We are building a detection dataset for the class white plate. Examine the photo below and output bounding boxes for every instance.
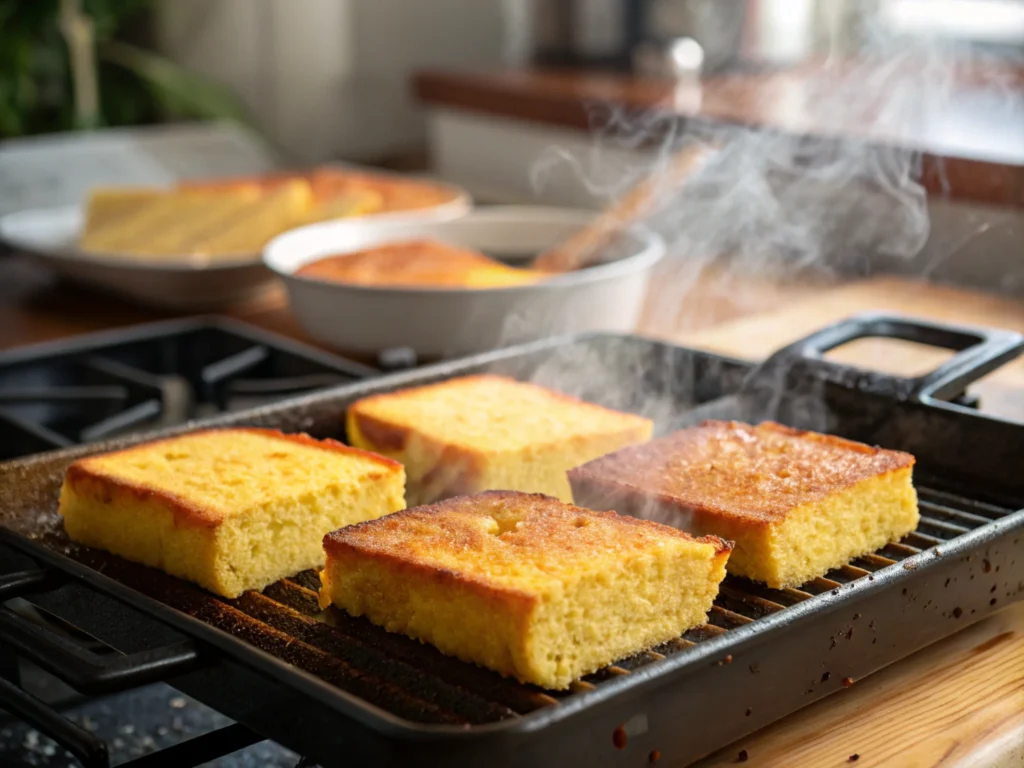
[0,182,472,311]
[264,206,666,359]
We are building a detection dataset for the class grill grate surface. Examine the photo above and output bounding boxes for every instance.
[18,481,1009,726]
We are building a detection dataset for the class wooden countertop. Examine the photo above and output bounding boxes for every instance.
[0,255,1021,766]
[415,64,1024,208]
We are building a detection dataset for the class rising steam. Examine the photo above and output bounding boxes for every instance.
[531,13,1021,323]
[518,10,1021,434]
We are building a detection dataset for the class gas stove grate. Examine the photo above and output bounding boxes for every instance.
[0,319,380,461]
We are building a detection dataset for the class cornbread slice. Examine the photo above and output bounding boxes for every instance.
[79,180,313,261]
[121,192,267,257]
[80,192,224,254]
[320,491,731,689]
[189,180,312,257]
[308,168,458,212]
[295,239,547,288]
[569,420,919,589]
[301,190,384,224]
[347,375,653,506]
[59,428,405,598]
[81,188,166,234]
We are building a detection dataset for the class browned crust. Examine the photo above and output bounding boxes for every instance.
[325,534,540,614]
[348,375,652,452]
[323,490,732,596]
[349,410,489,501]
[349,411,413,452]
[294,239,524,287]
[239,428,403,471]
[63,428,401,529]
[568,420,915,526]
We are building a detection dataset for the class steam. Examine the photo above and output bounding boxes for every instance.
[517,10,1022,433]
[532,15,1022,297]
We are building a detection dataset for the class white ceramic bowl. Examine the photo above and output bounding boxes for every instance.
[263,206,665,359]
[0,180,471,311]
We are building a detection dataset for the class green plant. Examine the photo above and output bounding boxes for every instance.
[0,0,250,138]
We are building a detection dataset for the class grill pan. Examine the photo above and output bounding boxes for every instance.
[1,313,1022,768]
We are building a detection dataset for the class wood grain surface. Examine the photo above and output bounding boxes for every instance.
[693,603,1024,768]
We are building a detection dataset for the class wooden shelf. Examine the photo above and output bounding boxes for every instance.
[416,63,1024,208]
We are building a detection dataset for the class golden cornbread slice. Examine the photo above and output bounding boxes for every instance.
[569,420,919,589]
[81,188,166,236]
[295,239,547,288]
[320,491,731,689]
[122,192,267,258]
[301,190,384,224]
[347,375,653,506]
[79,188,260,257]
[189,179,312,257]
[59,428,405,598]
[80,193,208,254]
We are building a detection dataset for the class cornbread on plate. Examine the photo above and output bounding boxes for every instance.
[59,428,405,598]
[346,375,653,506]
[320,491,731,689]
[569,420,919,589]
[308,167,460,212]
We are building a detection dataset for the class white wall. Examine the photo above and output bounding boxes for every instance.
[154,0,534,163]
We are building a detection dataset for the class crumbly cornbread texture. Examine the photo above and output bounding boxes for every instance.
[59,428,405,598]
[346,375,653,506]
[569,420,918,588]
[320,490,731,689]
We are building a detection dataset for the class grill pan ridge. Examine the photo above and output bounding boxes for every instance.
[0,314,1022,767]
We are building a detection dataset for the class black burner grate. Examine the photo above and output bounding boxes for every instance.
[0,319,379,461]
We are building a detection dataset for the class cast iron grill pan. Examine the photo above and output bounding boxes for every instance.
[0,314,1022,768]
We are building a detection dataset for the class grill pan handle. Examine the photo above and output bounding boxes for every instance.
[0,568,204,696]
[758,312,1024,403]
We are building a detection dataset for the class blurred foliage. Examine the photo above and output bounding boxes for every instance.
[0,0,250,138]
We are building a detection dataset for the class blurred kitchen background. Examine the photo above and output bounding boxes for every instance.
[4,1,1022,287]
[152,0,1024,165]
[3,1,1021,160]
[0,0,1020,310]
[35,1,991,164]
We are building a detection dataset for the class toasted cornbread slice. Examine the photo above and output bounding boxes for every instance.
[569,421,919,589]
[59,429,405,598]
[301,190,384,224]
[295,239,547,288]
[347,375,653,506]
[320,491,731,689]
[308,168,459,212]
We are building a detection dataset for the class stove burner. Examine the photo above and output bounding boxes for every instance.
[0,319,379,461]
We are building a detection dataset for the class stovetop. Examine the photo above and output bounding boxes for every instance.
[0,318,382,462]
[0,318,390,767]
